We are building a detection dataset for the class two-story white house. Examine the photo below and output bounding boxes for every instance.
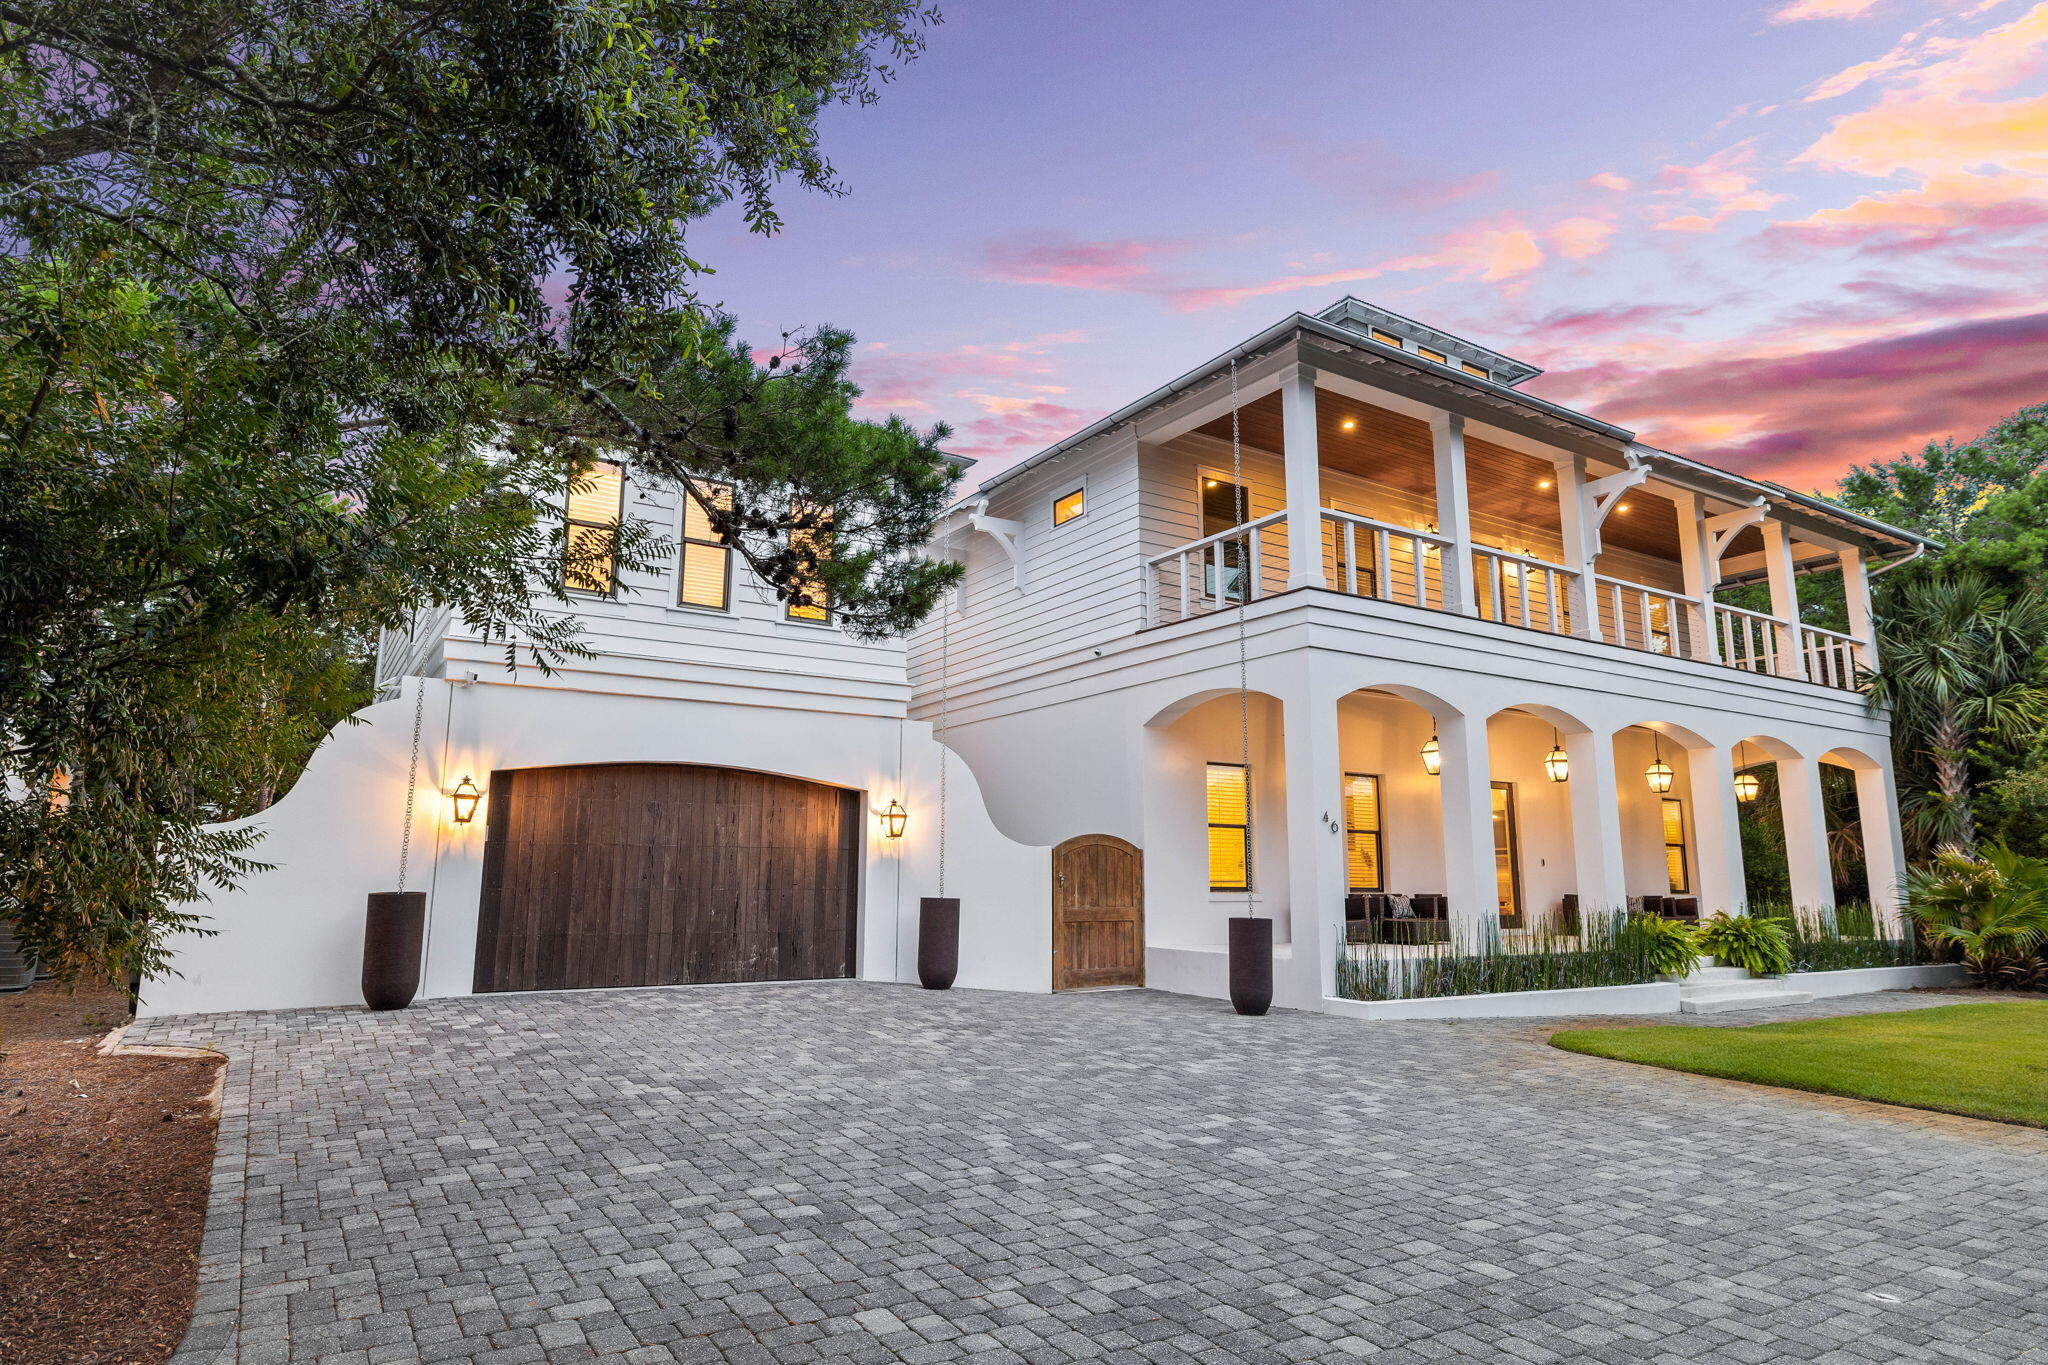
[141,296,1937,1021]
[910,297,1931,1010]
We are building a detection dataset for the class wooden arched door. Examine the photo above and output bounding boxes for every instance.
[1052,834,1144,990]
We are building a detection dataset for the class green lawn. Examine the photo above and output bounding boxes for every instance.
[1552,1002,2048,1128]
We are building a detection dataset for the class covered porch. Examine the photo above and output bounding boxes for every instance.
[1137,367,1879,691]
[1138,673,1909,1009]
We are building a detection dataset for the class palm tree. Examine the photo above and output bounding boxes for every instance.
[1868,571,2048,855]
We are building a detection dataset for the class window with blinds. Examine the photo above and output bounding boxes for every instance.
[678,481,733,610]
[564,460,625,594]
[1344,773,1383,893]
[786,504,832,622]
[1662,798,1690,893]
[1206,762,1251,893]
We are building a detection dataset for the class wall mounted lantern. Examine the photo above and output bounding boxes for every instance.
[1644,735,1674,794]
[1419,733,1442,776]
[1543,731,1569,784]
[450,775,482,825]
[880,800,909,840]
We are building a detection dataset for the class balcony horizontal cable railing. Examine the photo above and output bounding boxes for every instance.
[1140,511,1868,691]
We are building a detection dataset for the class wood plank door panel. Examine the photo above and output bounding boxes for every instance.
[1052,834,1144,990]
[475,764,858,993]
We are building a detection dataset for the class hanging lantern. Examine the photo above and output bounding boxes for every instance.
[450,775,482,825]
[1644,735,1674,794]
[1420,733,1442,776]
[1733,741,1760,803]
[880,800,908,839]
[1543,731,1569,784]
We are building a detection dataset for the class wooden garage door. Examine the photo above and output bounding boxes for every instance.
[1052,834,1144,990]
[474,764,859,993]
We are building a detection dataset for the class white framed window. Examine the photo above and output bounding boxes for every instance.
[564,459,625,595]
[1053,484,1086,527]
[676,480,733,611]
[1206,762,1252,893]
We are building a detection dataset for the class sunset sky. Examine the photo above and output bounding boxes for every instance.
[693,0,2048,494]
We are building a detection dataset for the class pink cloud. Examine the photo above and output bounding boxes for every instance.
[1534,311,2048,488]
[1522,303,1702,345]
[1169,218,1551,311]
[1548,216,1616,259]
[1585,172,1633,192]
[980,235,1186,291]
[947,400,1097,460]
[1651,145,1787,231]
[1771,0,1884,21]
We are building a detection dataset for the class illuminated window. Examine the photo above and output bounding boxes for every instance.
[1053,487,1086,526]
[786,504,832,622]
[564,460,625,594]
[1492,783,1522,921]
[1461,362,1490,381]
[1344,773,1384,893]
[678,481,733,610]
[1662,798,1690,893]
[1206,762,1252,892]
[1200,475,1250,602]
[1417,346,1448,364]
[1369,328,1404,348]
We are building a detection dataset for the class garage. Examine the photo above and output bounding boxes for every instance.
[473,763,860,993]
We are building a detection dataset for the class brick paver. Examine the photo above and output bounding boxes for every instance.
[136,984,2048,1363]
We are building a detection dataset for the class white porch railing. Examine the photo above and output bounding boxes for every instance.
[1142,510,1287,626]
[1595,574,1698,659]
[1140,513,1867,693]
[1476,547,1579,636]
[1799,623,1862,690]
[1714,602,1784,677]
[1321,509,1449,610]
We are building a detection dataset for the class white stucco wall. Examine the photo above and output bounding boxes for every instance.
[138,677,1050,1018]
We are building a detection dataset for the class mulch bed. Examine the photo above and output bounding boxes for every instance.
[0,982,225,1365]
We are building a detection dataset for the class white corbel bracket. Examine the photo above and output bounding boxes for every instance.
[961,497,1028,593]
[1579,459,1650,556]
[1703,500,1768,576]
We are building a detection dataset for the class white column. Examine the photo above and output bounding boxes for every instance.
[1777,755,1835,919]
[1670,490,1721,663]
[1279,365,1325,591]
[1760,520,1807,680]
[1436,710,1496,951]
[1279,664,1347,1004]
[1552,455,1598,640]
[1855,763,1908,935]
[1430,412,1477,616]
[1839,547,1878,674]
[1564,728,1628,920]
[1687,744,1748,916]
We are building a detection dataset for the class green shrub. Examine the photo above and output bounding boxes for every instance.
[1784,904,1922,972]
[1696,912,1794,976]
[1335,914,1663,1001]
[1903,843,2048,988]
[1630,914,1701,978]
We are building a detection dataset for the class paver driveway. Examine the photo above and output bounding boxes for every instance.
[138,984,2048,1364]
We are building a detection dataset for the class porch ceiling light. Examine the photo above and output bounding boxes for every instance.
[880,800,908,839]
[1543,731,1569,783]
[1420,733,1442,776]
[450,775,482,825]
[1645,735,1674,794]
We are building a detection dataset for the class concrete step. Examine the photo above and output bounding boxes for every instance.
[1678,981,1813,1014]
[1683,965,1751,984]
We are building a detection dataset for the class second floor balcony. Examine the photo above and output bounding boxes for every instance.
[1135,368,1886,693]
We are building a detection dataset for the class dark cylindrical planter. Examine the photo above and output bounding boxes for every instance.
[363,891,426,1011]
[1228,915,1273,1016]
[918,897,960,990]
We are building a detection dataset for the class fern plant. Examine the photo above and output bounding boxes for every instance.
[1696,912,1794,976]
[1629,914,1701,978]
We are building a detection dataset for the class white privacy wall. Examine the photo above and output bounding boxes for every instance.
[139,677,1051,1018]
